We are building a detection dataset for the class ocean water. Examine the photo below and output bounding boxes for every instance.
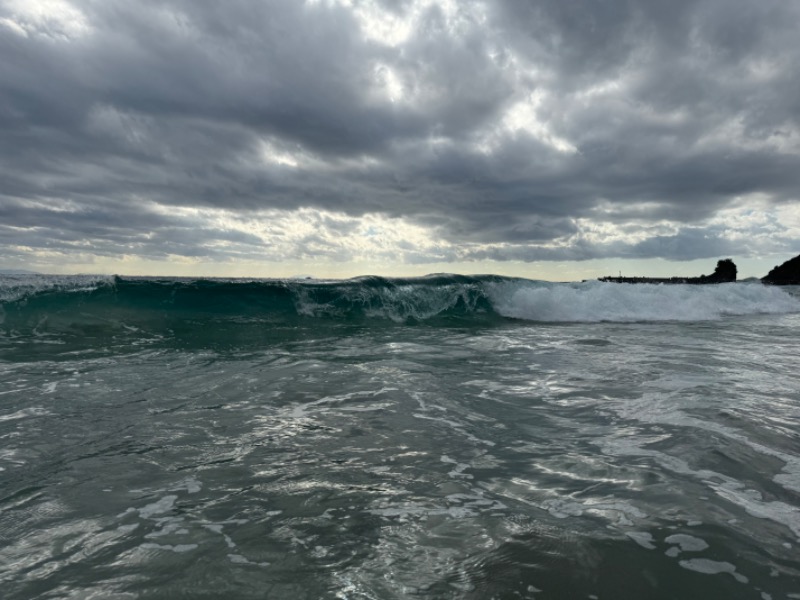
[1,274,800,599]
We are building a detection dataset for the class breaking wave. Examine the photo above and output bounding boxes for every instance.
[0,274,797,342]
[487,279,800,322]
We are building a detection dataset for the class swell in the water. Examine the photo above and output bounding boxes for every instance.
[0,274,798,339]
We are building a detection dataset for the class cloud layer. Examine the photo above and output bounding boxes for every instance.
[1,0,799,273]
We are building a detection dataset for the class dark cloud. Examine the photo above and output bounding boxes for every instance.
[1,0,798,269]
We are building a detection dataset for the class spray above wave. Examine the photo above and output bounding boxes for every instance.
[0,275,798,341]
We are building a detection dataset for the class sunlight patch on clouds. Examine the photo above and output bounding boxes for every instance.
[572,218,658,246]
[579,197,800,258]
[146,204,453,265]
[1,0,91,40]
[371,63,407,104]
[576,80,623,101]
[589,200,676,224]
[502,92,578,153]
[476,90,577,155]
[14,197,82,214]
[707,195,800,250]
[709,194,778,230]
[258,139,305,169]
[775,203,800,231]
[348,0,414,46]
[340,0,474,47]
[236,209,453,263]
[256,137,381,172]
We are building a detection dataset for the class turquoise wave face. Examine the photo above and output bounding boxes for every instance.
[0,275,508,355]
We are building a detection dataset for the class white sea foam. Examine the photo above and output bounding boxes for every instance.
[665,534,709,557]
[541,496,647,526]
[679,558,748,583]
[488,281,800,322]
[137,495,177,518]
[228,553,269,566]
[626,531,657,549]
[0,407,51,422]
[140,542,198,553]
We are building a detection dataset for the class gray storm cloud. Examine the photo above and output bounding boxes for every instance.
[1,0,799,268]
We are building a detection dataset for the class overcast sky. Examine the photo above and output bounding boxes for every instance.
[1,0,799,279]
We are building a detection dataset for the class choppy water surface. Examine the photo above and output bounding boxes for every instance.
[1,275,800,599]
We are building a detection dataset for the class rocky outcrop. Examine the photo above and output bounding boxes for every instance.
[600,259,738,284]
[703,258,737,283]
[762,254,800,285]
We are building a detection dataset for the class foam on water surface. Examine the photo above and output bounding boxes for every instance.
[679,558,749,583]
[488,280,800,322]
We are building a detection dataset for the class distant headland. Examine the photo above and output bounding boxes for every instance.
[599,258,738,284]
[600,254,800,285]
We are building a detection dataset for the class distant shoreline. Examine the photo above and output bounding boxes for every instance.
[599,258,738,285]
[600,254,800,285]
[598,276,733,285]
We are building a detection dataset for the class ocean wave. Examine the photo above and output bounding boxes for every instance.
[0,275,798,341]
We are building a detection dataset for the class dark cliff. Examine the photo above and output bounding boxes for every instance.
[762,254,800,285]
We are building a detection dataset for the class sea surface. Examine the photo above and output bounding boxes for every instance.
[1,274,800,599]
